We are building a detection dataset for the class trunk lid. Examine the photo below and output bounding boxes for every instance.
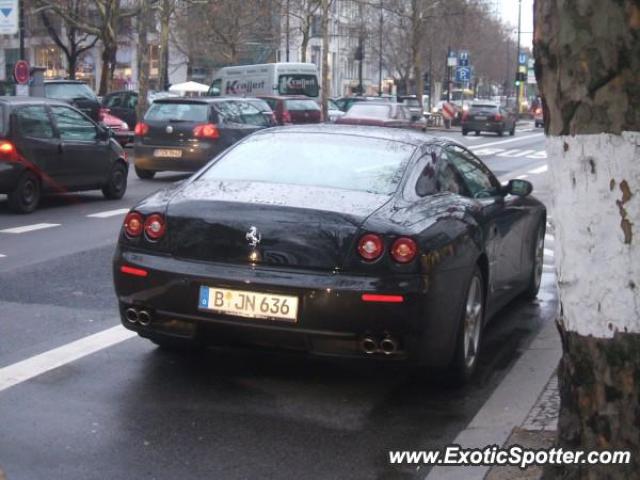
[166,180,392,270]
[284,99,321,124]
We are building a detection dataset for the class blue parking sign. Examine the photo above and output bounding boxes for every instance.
[455,66,471,82]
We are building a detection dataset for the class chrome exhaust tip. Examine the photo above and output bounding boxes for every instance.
[361,336,377,354]
[125,308,139,324]
[138,310,152,326]
[380,337,398,355]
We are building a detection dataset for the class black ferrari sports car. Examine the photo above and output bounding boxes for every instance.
[113,125,546,382]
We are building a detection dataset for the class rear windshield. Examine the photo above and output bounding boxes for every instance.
[471,104,498,111]
[278,74,319,97]
[402,99,420,107]
[145,102,209,122]
[345,104,391,119]
[199,132,416,195]
[284,99,320,111]
[246,99,272,112]
[45,83,97,101]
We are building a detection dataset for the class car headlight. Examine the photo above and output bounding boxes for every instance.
[432,107,438,113]
[462,104,470,112]
[122,122,129,130]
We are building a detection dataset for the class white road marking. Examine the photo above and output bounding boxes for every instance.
[469,133,543,149]
[528,165,549,174]
[0,254,6,258]
[497,149,537,158]
[0,325,135,393]
[545,233,554,241]
[87,208,130,219]
[0,223,61,234]
[544,248,555,257]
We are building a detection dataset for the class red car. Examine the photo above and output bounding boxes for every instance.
[100,108,133,146]
[257,95,321,125]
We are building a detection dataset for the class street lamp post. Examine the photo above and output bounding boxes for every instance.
[515,0,522,114]
[378,2,383,96]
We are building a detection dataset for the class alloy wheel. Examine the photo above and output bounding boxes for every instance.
[463,275,483,369]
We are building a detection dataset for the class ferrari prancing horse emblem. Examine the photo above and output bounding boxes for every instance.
[246,226,261,247]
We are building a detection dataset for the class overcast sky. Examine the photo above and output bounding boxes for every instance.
[498,0,534,49]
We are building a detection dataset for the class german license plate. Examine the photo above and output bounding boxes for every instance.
[154,149,182,158]
[475,115,487,120]
[198,286,299,322]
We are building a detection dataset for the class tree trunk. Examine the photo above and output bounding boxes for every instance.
[158,0,171,90]
[320,0,330,121]
[534,1,640,478]
[98,45,113,96]
[136,0,151,123]
[411,0,423,105]
[300,26,310,63]
[67,55,77,80]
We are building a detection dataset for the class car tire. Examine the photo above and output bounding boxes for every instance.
[448,266,485,385]
[509,125,515,136]
[135,165,155,179]
[497,129,504,137]
[522,222,546,300]
[102,161,128,200]
[8,170,41,214]
[475,130,480,136]
[462,129,468,136]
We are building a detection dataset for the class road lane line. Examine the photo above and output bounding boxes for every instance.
[545,234,554,241]
[87,208,130,218]
[528,165,548,174]
[469,133,543,149]
[0,254,6,258]
[0,223,61,234]
[0,325,135,393]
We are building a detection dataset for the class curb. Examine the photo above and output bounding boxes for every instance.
[425,281,561,480]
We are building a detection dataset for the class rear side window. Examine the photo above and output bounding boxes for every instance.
[14,106,54,139]
[45,83,97,101]
[145,102,209,122]
[236,101,268,127]
[284,99,320,111]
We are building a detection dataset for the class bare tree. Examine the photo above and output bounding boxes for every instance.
[35,0,99,80]
[156,0,178,89]
[136,0,152,121]
[35,0,140,95]
[534,0,640,478]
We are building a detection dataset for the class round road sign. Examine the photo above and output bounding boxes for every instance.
[14,60,30,85]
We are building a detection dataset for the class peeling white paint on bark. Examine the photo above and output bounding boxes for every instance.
[546,132,640,338]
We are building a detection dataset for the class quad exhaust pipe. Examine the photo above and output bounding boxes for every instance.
[125,307,153,326]
[360,335,399,355]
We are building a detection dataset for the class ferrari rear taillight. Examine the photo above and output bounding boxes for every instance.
[193,123,220,139]
[124,211,144,237]
[390,237,418,263]
[357,234,384,261]
[144,213,166,240]
[134,122,149,136]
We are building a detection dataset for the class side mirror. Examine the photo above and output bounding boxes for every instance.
[505,179,533,196]
[98,124,112,140]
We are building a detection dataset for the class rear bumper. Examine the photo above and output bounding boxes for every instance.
[133,141,219,172]
[0,161,24,193]
[462,120,505,132]
[113,247,464,366]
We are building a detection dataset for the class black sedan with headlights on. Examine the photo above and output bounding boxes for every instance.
[113,125,545,382]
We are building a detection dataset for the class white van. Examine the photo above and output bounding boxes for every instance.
[207,63,320,100]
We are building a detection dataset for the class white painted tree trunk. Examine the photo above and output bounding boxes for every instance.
[547,132,640,337]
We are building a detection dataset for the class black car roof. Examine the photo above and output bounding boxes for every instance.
[253,124,455,147]
[0,96,71,107]
[152,97,253,104]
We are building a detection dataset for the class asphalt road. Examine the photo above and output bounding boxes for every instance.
[0,124,555,480]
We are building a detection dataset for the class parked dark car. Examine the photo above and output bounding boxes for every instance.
[335,102,426,130]
[242,97,277,126]
[257,96,321,125]
[133,97,270,179]
[0,97,128,213]
[44,80,101,122]
[113,125,546,383]
[461,102,516,136]
[101,90,139,128]
[397,95,424,120]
